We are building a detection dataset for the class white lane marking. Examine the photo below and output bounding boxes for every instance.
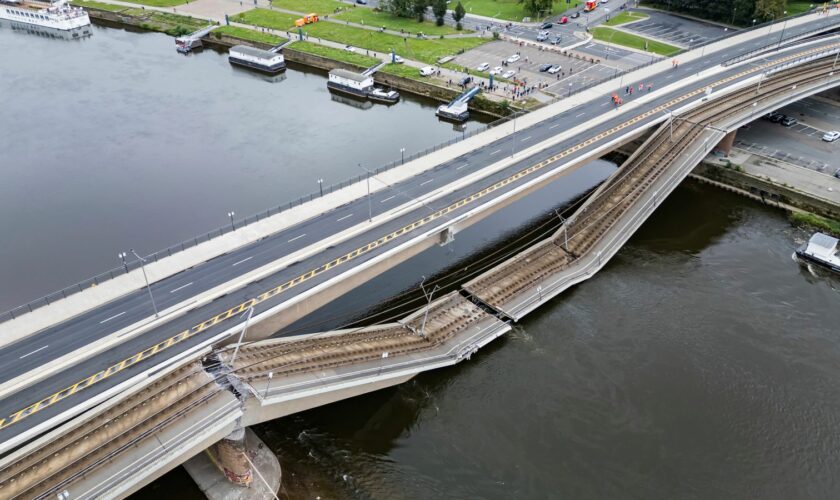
[420,179,434,186]
[337,213,354,222]
[490,149,502,155]
[521,136,531,142]
[575,112,586,118]
[287,234,306,243]
[380,195,396,203]
[19,345,49,359]
[232,256,254,267]
[99,311,126,324]
[170,282,194,294]
[456,163,469,170]
[665,74,674,80]
[550,122,562,128]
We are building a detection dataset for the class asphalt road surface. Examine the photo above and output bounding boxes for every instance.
[1,15,838,446]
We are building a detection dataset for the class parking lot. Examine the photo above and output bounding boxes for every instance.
[621,9,733,48]
[736,119,838,174]
[455,40,603,90]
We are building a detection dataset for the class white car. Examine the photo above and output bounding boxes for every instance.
[822,130,840,142]
[392,55,404,63]
[547,65,562,74]
[476,62,490,71]
[506,54,520,63]
[344,45,356,52]
[502,70,516,79]
[419,66,435,76]
[489,66,503,75]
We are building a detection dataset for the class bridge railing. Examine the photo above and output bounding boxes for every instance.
[1,11,836,324]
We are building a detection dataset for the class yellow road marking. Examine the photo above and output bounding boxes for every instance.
[1,42,836,432]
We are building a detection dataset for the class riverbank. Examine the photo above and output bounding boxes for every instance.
[73,1,518,117]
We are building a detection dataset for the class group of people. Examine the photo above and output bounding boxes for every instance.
[612,82,654,106]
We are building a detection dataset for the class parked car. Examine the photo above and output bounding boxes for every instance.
[781,116,798,127]
[344,45,356,52]
[559,16,568,24]
[540,22,553,29]
[551,36,562,45]
[537,32,548,42]
[548,65,562,74]
[835,168,840,179]
[459,76,473,86]
[765,111,782,121]
[502,70,516,79]
[477,62,490,71]
[539,63,553,72]
[821,130,840,142]
[571,11,580,18]
[507,54,521,63]
[489,66,503,75]
[392,55,404,63]
[770,113,786,123]
[419,66,435,76]
[356,0,367,4]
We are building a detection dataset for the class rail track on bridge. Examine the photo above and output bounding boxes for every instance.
[465,54,840,315]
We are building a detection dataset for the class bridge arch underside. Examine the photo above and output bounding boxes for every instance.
[2,44,840,500]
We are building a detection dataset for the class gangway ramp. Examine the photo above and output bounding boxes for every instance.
[436,86,481,122]
[175,24,218,53]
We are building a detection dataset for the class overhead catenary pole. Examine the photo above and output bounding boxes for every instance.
[230,306,254,369]
[418,276,440,339]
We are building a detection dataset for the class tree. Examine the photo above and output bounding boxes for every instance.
[518,0,552,18]
[380,0,413,18]
[432,0,447,26]
[453,0,466,30]
[412,0,428,22]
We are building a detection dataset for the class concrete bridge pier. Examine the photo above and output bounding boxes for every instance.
[714,130,738,157]
[184,427,281,500]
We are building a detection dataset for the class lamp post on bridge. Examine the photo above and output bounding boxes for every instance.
[118,252,128,273]
[129,249,159,318]
[400,147,405,164]
[317,178,324,197]
[777,10,788,48]
[227,211,236,231]
[359,163,372,222]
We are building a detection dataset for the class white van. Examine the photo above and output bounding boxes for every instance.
[419,66,435,76]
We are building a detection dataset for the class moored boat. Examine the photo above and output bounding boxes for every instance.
[795,232,840,273]
[0,0,90,32]
[228,44,286,74]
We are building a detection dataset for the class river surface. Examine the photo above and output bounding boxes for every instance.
[4,23,840,500]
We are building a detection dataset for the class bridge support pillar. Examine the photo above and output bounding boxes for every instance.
[184,427,282,499]
[714,130,737,157]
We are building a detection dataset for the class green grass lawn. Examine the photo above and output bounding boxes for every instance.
[268,0,348,15]
[302,21,487,64]
[288,40,381,67]
[458,0,582,22]
[591,26,680,56]
[786,1,817,15]
[602,11,648,26]
[379,62,429,80]
[72,0,129,12]
[230,9,299,30]
[123,9,209,36]
[232,8,487,64]
[214,26,287,45]
[334,7,463,36]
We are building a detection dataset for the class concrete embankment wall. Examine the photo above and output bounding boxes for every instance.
[691,162,840,220]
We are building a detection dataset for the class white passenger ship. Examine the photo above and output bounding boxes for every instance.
[0,0,91,31]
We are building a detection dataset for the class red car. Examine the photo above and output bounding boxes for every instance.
[560,16,568,24]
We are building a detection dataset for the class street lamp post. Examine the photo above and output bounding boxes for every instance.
[360,164,372,222]
[118,252,128,273]
[317,178,324,197]
[129,249,159,318]
[568,82,573,97]
[400,147,405,164]
[227,211,235,231]
[778,11,788,48]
